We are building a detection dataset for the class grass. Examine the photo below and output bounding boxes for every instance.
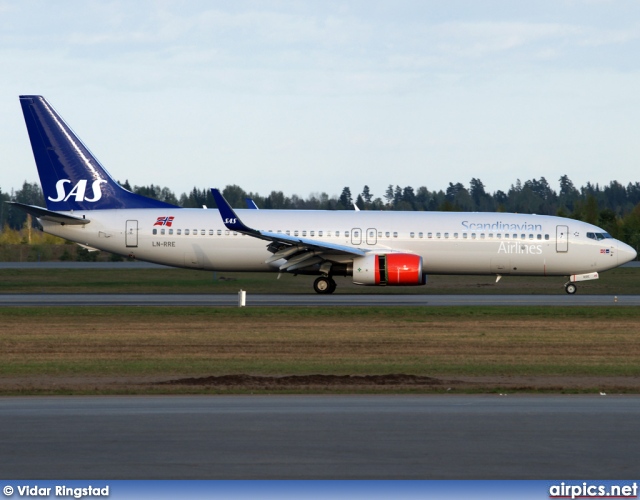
[1,306,640,384]
[1,262,639,394]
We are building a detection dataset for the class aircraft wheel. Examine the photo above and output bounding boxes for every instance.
[565,283,577,295]
[314,277,335,294]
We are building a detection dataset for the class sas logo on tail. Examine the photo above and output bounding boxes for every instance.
[48,179,107,202]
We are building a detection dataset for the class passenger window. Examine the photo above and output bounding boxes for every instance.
[152,229,157,235]
[185,229,190,235]
[471,233,476,239]
[209,229,214,235]
[528,234,533,240]
[444,232,449,238]
[419,232,423,238]
[537,234,541,240]
[545,234,549,240]
[169,229,173,235]
[225,230,230,236]
[488,233,493,238]
[217,229,222,235]
[161,228,165,235]
[310,231,314,237]
[496,234,501,239]
[318,231,323,237]
[345,231,350,237]
[336,231,340,237]
[428,232,432,238]
[393,232,398,238]
[294,230,299,236]
[286,230,290,236]
[463,233,468,239]
[436,232,441,238]
[521,234,525,239]
[302,231,307,237]
[385,232,390,238]
[201,230,205,236]
[480,233,485,239]
[177,229,182,235]
[410,232,415,238]
[453,233,458,238]
[193,229,197,235]
[233,232,238,236]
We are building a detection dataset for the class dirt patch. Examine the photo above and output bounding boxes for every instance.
[156,374,640,392]
[158,374,448,387]
[3,374,640,393]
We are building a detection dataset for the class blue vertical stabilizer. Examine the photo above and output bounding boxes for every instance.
[19,95,178,211]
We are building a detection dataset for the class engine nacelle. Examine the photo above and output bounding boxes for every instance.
[352,253,426,286]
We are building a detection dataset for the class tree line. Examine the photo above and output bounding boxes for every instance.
[2,175,640,254]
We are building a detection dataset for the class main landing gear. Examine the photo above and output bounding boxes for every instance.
[314,276,337,294]
[564,283,577,295]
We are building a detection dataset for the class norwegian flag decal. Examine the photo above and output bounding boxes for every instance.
[154,216,175,227]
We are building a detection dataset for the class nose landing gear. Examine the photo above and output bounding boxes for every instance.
[564,283,577,294]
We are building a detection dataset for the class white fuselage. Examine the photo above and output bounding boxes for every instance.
[41,209,635,277]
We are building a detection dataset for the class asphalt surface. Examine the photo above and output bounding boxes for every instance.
[4,261,640,269]
[0,395,638,479]
[0,292,638,306]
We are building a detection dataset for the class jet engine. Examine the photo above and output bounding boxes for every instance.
[352,253,426,286]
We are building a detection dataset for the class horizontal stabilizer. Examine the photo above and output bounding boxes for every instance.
[7,202,90,225]
[77,243,100,252]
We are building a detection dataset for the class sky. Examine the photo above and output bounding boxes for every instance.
[1,0,640,201]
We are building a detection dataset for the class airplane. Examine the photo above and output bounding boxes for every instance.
[9,95,637,294]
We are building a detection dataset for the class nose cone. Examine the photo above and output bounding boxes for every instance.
[618,241,637,265]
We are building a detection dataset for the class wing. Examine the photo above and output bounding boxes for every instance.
[211,189,366,272]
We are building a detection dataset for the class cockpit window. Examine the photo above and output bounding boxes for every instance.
[587,232,613,241]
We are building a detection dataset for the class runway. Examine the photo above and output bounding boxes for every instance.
[1,395,638,479]
[0,292,638,306]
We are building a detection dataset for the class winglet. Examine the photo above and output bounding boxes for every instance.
[211,189,260,236]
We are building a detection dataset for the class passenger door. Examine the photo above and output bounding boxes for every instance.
[556,225,568,252]
[126,220,138,247]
